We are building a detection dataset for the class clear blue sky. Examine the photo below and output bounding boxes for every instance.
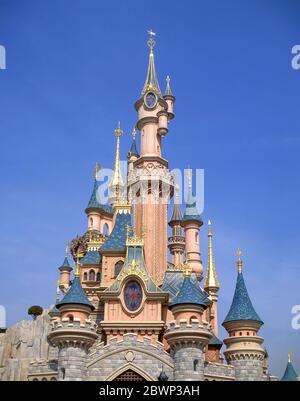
[0,0,300,377]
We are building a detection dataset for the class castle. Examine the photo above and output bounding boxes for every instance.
[0,33,298,382]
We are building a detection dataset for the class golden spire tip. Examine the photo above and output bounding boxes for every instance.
[236,249,243,273]
[288,351,292,363]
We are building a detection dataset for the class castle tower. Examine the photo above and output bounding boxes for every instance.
[164,267,212,381]
[168,185,185,268]
[204,220,220,336]
[48,261,97,381]
[128,32,174,278]
[127,127,139,173]
[222,250,266,381]
[182,172,203,280]
[58,242,72,292]
[281,352,299,381]
[85,162,113,234]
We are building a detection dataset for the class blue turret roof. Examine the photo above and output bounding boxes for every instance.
[129,137,139,158]
[223,272,263,324]
[100,213,131,252]
[86,179,113,214]
[169,275,211,308]
[183,188,202,223]
[56,277,94,309]
[49,305,60,316]
[209,334,223,348]
[58,256,72,271]
[281,361,298,381]
[80,250,101,265]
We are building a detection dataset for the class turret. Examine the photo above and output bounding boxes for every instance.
[163,75,175,120]
[48,260,97,381]
[222,250,266,381]
[164,265,212,380]
[168,185,185,268]
[281,352,299,381]
[182,171,203,280]
[58,241,72,292]
[85,162,113,233]
[204,220,220,336]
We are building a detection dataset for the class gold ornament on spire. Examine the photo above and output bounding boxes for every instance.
[204,220,220,290]
[236,248,243,273]
[141,30,161,96]
[288,351,292,363]
[74,256,81,277]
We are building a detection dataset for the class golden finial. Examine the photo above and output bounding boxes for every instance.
[94,162,101,179]
[115,121,123,137]
[147,29,156,50]
[236,249,243,273]
[74,256,81,277]
[132,127,136,140]
[65,241,69,258]
[288,351,292,363]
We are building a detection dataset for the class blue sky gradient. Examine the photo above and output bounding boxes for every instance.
[0,0,300,377]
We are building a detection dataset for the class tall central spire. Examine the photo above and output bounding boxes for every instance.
[109,122,124,204]
[141,30,161,96]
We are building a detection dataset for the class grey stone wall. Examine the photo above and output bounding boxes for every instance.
[228,358,264,381]
[58,344,88,381]
[172,344,204,381]
[86,334,174,381]
[204,361,235,381]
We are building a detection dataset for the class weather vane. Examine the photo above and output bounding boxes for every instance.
[147,29,156,50]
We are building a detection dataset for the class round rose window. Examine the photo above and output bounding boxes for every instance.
[124,280,143,312]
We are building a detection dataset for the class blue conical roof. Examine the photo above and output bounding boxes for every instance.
[56,277,94,309]
[183,188,202,223]
[58,256,72,271]
[223,272,263,324]
[86,179,113,213]
[129,137,139,158]
[281,361,298,381]
[169,276,211,308]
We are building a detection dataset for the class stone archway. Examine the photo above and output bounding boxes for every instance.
[113,369,144,381]
[106,362,154,381]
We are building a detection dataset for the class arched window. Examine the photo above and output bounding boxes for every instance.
[103,223,109,236]
[41,377,47,381]
[50,377,57,381]
[67,314,74,322]
[195,232,199,243]
[114,260,124,277]
[96,272,101,282]
[189,315,198,324]
[83,272,88,281]
[32,378,39,381]
[193,359,199,372]
[89,269,95,281]
[90,217,93,228]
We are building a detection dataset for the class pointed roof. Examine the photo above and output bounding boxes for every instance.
[204,221,220,290]
[100,212,131,252]
[80,250,101,265]
[86,173,113,214]
[164,75,173,97]
[141,31,161,97]
[58,243,72,271]
[128,128,139,158]
[169,185,182,224]
[222,267,263,324]
[281,354,298,381]
[169,274,211,308]
[209,334,223,348]
[183,172,202,223]
[105,243,164,294]
[56,276,94,309]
